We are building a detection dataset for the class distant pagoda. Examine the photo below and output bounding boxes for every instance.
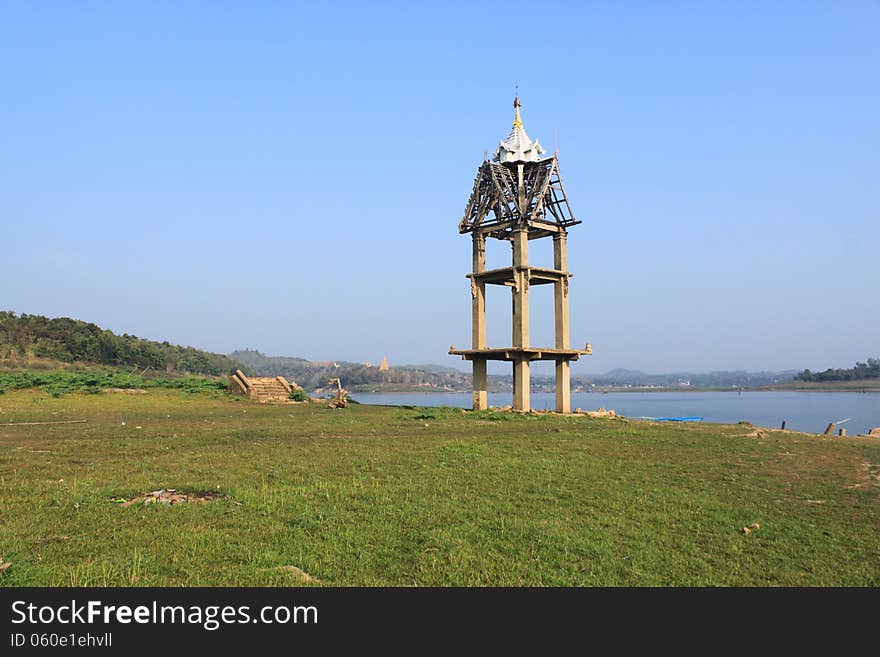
[449,97,591,412]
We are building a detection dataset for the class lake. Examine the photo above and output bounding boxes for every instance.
[352,390,880,436]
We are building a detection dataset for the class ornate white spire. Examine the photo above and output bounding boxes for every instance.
[493,95,545,163]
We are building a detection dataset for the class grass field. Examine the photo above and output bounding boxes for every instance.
[0,388,877,586]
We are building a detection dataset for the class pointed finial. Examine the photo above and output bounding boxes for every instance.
[512,94,523,128]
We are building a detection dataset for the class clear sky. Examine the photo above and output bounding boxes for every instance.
[2,2,877,375]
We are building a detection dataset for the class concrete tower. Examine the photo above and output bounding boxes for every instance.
[450,97,591,412]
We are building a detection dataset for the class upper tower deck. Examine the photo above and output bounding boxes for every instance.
[458,97,581,241]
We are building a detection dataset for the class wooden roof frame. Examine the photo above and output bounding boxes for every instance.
[458,154,580,239]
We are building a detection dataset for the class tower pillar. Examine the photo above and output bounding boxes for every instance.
[472,233,488,410]
[512,226,530,348]
[512,225,530,411]
[554,232,571,413]
[473,359,488,411]
[513,359,530,412]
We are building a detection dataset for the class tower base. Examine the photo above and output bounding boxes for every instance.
[450,347,590,413]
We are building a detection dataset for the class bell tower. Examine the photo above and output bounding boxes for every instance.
[450,97,591,412]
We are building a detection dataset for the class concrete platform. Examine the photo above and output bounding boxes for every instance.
[448,346,591,362]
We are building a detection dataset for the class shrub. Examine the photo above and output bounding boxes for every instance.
[289,388,310,402]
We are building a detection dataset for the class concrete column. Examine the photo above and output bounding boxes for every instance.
[471,233,488,410]
[555,360,570,414]
[512,226,529,349]
[511,225,530,411]
[513,359,530,412]
[472,231,486,273]
[553,231,571,414]
[553,231,569,349]
[472,233,486,351]
[473,358,488,410]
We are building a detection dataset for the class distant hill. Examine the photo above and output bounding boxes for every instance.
[573,369,798,388]
[0,311,241,376]
[601,368,649,380]
[230,349,309,371]
[399,363,468,375]
[229,349,477,392]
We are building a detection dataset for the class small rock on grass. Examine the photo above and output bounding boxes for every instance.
[261,565,320,584]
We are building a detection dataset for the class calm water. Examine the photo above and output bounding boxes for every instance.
[352,390,880,436]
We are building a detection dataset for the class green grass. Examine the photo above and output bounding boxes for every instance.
[0,389,877,586]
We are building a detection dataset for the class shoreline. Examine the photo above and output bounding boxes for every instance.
[346,386,880,395]
[349,389,879,436]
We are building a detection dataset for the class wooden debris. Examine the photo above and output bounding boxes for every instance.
[228,371,301,403]
[573,406,616,418]
[327,378,348,408]
[118,489,224,507]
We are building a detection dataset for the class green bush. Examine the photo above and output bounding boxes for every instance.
[289,388,310,402]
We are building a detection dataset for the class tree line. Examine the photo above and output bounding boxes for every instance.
[795,358,880,382]
[0,312,241,376]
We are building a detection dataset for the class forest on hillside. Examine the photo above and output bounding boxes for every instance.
[0,312,241,376]
[795,358,880,382]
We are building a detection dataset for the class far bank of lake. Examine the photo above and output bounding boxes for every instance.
[353,390,880,436]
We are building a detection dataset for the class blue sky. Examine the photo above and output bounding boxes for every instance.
[1,2,877,374]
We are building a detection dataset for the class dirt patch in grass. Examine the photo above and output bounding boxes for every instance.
[116,488,228,507]
[849,462,880,490]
